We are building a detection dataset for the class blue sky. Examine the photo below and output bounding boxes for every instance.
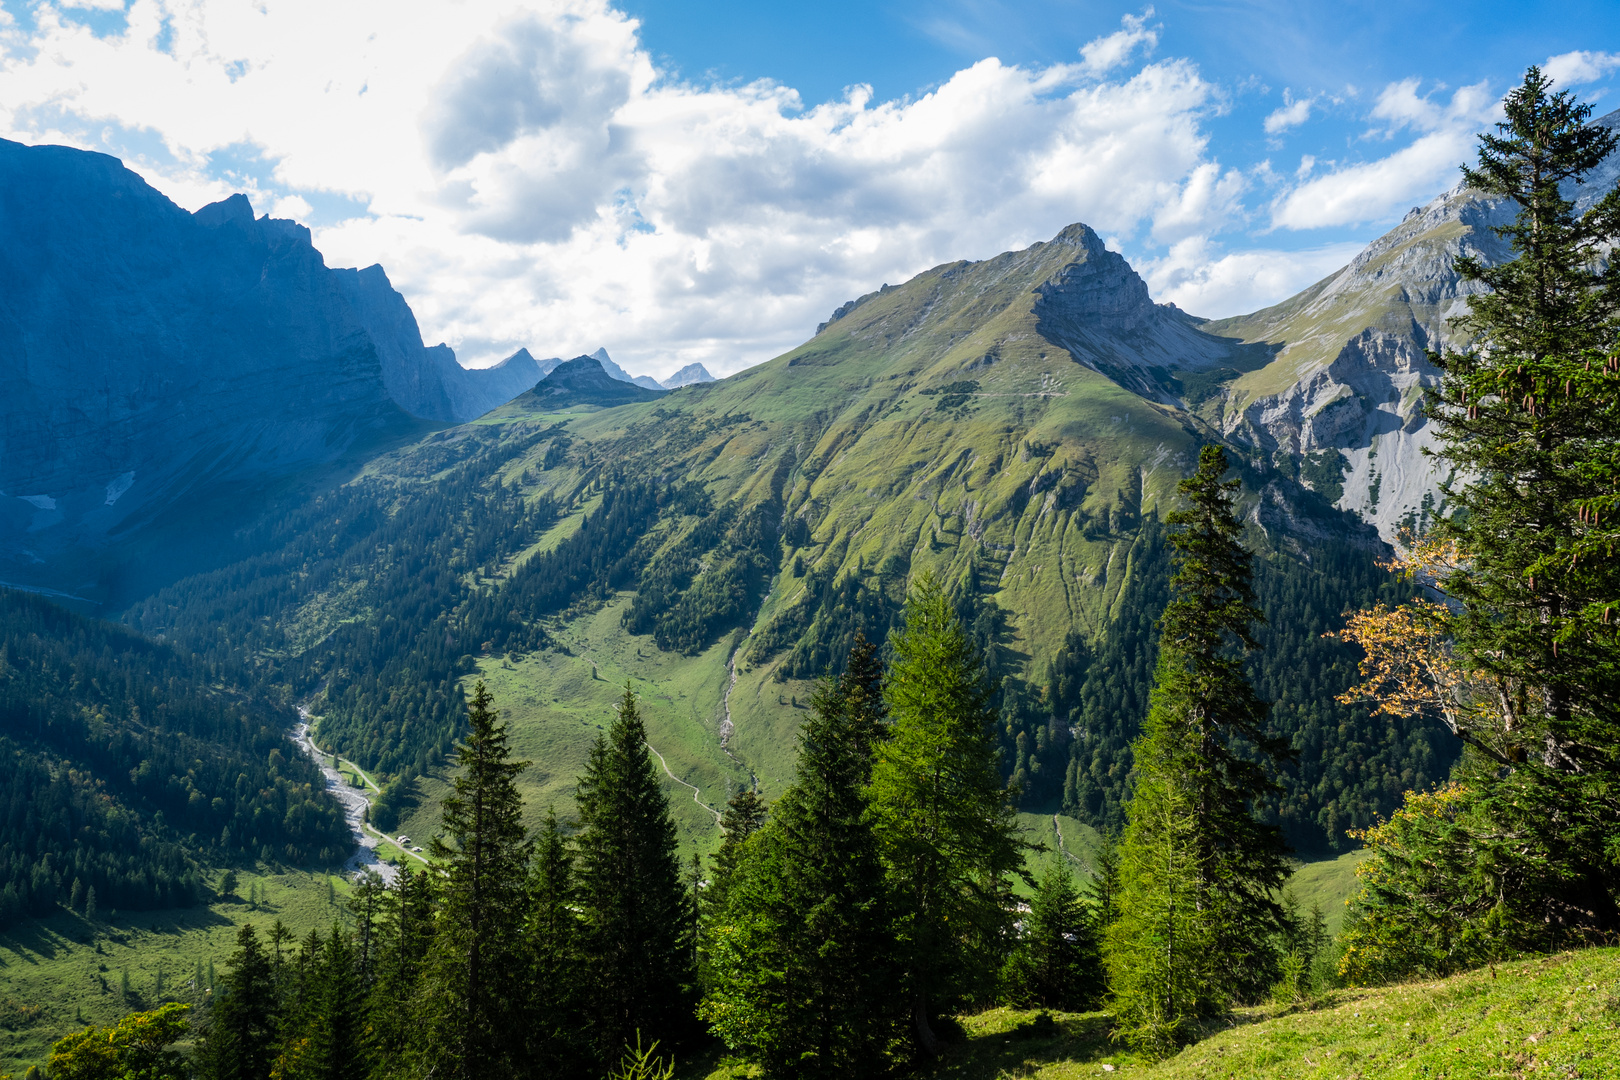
[623,0,1620,249]
[0,0,1615,376]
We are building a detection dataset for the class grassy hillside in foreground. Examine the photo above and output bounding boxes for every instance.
[691,947,1620,1079]
[0,869,345,1073]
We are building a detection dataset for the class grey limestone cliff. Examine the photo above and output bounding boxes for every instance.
[1205,107,1618,542]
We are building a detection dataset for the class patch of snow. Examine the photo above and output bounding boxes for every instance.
[105,471,135,506]
[19,494,55,510]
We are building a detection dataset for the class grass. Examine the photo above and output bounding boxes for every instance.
[693,947,1620,1079]
[1287,850,1371,938]
[0,867,349,1074]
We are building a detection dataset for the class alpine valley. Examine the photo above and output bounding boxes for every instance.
[1,104,1617,1074]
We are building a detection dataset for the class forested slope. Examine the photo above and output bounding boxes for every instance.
[0,589,347,928]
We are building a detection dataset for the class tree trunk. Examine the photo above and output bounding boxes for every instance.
[912,993,941,1058]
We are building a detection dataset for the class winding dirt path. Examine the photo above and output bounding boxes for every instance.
[645,740,722,823]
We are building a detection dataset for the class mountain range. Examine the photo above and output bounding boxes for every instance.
[3,121,1616,851]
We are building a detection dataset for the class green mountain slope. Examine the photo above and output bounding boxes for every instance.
[129,222,1445,858]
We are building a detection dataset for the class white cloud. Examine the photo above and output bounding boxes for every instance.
[1269,79,1498,230]
[1544,50,1620,88]
[0,0,1242,377]
[271,193,312,220]
[1078,8,1158,78]
[1263,91,1312,135]
[1141,237,1363,319]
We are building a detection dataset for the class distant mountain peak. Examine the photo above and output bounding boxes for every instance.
[512,355,664,410]
[660,363,716,389]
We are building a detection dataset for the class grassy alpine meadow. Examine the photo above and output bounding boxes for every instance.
[690,946,1620,1079]
[0,868,350,1074]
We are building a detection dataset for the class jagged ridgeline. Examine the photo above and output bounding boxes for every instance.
[0,589,348,929]
[137,224,1455,851]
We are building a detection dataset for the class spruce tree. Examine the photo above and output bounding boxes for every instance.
[706,787,768,917]
[526,809,588,1076]
[1104,760,1209,1055]
[306,930,363,1080]
[417,682,533,1080]
[196,924,279,1080]
[869,574,1023,1056]
[701,666,896,1078]
[1003,865,1101,1011]
[1105,445,1290,1052]
[1421,65,1620,941]
[364,866,436,1080]
[575,684,695,1066]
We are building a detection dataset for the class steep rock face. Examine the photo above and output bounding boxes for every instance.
[1031,225,1238,400]
[0,139,415,599]
[1206,107,1620,542]
[1207,188,1514,538]
[332,268,556,422]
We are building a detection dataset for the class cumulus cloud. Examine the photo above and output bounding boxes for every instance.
[1078,8,1158,78]
[1544,50,1620,88]
[1263,91,1312,135]
[1269,79,1498,231]
[1141,236,1363,318]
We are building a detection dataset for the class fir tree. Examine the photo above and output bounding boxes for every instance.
[1104,761,1209,1056]
[575,684,696,1066]
[526,809,588,1077]
[1418,65,1620,943]
[1105,445,1290,1052]
[418,682,533,1080]
[364,866,436,1079]
[701,669,896,1078]
[1003,865,1101,1011]
[347,869,387,987]
[707,787,768,916]
[197,925,279,1080]
[305,930,363,1080]
[869,573,1023,1056]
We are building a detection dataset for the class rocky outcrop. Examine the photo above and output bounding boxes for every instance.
[1030,225,1247,401]
[1202,107,1620,543]
[0,139,415,600]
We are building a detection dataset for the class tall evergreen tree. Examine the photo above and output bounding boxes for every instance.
[364,867,437,1080]
[1105,445,1290,1052]
[1419,65,1620,942]
[1002,865,1101,1011]
[575,684,695,1066]
[1104,762,1209,1056]
[197,925,279,1080]
[274,929,363,1080]
[417,682,533,1080]
[701,663,896,1078]
[706,787,769,917]
[526,809,589,1077]
[869,574,1023,1056]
